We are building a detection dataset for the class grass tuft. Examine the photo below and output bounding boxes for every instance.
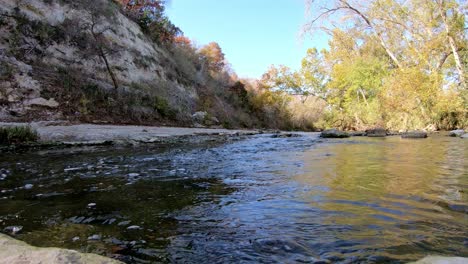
[0,126,39,145]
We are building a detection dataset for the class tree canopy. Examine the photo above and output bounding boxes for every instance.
[260,0,467,131]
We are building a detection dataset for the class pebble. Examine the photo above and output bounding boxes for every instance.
[103,218,116,225]
[87,234,102,241]
[128,173,140,177]
[127,225,141,230]
[64,167,81,172]
[24,184,34,190]
[117,220,131,226]
[4,226,23,234]
[72,236,80,242]
[87,203,96,208]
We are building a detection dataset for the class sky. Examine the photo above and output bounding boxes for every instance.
[166,0,329,79]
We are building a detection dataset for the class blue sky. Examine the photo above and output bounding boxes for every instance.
[166,0,329,78]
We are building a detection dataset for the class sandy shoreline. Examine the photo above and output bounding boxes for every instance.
[0,122,263,145]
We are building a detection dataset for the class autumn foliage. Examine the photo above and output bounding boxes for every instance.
[116,0,180,43]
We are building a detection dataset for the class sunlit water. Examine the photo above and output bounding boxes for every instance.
[0,133,466,263]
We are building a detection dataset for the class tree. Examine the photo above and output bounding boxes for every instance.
[436,0,467,89]
[116,0,181,43]
[199,42,226,72]
[82,0,120,90]
[300,0,467,129]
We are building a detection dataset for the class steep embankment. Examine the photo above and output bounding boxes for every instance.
[0,0,259,128]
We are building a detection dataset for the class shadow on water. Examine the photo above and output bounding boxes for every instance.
[0,133,467,263]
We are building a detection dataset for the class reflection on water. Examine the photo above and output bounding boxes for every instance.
[0,134,466,263]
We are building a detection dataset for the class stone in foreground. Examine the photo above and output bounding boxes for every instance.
[0,233,123,264]
[320,129,349,138]
[409,255,468,264]
[401,131,428,138]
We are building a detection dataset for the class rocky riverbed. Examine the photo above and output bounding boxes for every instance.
[1,131,467,263]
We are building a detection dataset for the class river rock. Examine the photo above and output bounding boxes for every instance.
[0,233,123,264]
[271,133,301,138]
[320,129,349,138]
[366,128,387,137]
[449,129,465,137]
[24,184,34,190]
[461,133,468,139]
[401,130,428,138]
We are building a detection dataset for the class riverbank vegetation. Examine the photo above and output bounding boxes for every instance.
[257,0,467,131]
[0,126,38,145]
[0,0,465,131]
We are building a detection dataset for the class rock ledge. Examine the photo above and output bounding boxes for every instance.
[0,233,123,264]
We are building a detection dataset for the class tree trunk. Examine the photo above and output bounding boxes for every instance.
[438,0,466,89]
[340,0,402,68]
[447,35,466,89]
[98,46,119,90]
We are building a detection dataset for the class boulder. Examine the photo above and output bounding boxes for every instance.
[366,128,387,137]
[401,130,428,138]
[25,97,59,108]
[192,111,220,126]
[0,233,123,264]
[461,133,468,139]
[320,129,349,138]
[449,129,465,137]
[192,111,208,123]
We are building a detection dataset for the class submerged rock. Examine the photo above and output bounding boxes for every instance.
[401,131,428,138]
[366,128,387,137]
[449,129,465,137]
[320,129,349,138]
[271,133,301,138]
[0,233,122,264]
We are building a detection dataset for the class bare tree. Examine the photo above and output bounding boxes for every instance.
[305,0,402,68]
[80,1,120,90]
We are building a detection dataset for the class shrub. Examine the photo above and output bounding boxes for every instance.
[0,126,39,145]
[153,96,175,119]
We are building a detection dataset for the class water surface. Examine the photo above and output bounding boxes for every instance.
[0,133,466,263]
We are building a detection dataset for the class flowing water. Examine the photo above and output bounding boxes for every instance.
[0,133,466,263]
